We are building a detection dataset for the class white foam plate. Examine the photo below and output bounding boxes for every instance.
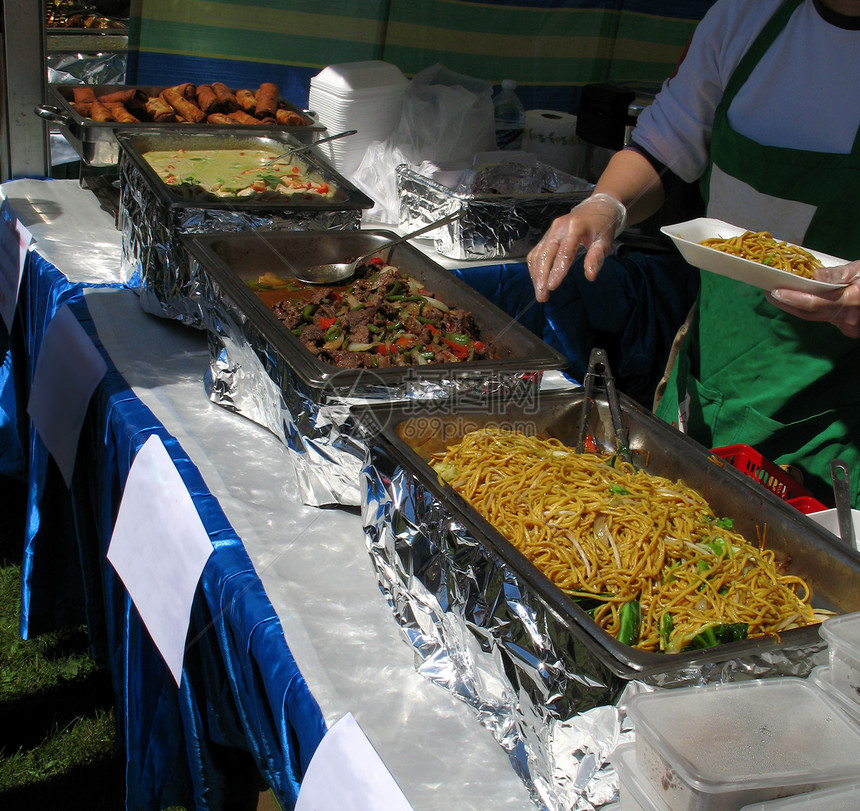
[660,218,847,293]
[806,508,860,552]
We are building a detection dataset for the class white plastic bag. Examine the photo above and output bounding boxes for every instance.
[354,64,496,223]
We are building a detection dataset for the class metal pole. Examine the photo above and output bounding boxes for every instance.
[1,0,49,180]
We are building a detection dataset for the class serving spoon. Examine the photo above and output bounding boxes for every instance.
[263,129,358,166]
[294,211,462,285]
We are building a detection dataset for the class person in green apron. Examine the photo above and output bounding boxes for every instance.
[528,0,860,507]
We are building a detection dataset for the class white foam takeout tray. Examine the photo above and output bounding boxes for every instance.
[661,218,847,294]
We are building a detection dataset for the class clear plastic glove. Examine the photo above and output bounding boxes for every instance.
[527,192,627,303]
[767,261,860,338]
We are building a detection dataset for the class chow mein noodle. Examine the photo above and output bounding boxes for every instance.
[700,230,823,279]
[432,427,817,653]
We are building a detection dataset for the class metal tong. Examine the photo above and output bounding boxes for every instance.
[830,458,855,548]
[576,347,632,463]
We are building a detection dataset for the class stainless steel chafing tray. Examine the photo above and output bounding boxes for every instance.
[357,388,860,688]
[117,129,373,328]
[186,228,568,394]
[184,229,569,507]
[116,129,368,211]
[35,83,324,167]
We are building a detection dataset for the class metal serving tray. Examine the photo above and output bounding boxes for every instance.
[117,130,373,327]
[186,228,569,395]
[36,83,323,167]
[358,388,860,685]
[116,129,368,212]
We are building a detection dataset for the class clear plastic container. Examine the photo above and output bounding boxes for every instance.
[819,612,860,702]
[740,782,860,810]
[808,665,860,722]
[613,742,672,811]
[492,79,525,150]
[626,678,860,811]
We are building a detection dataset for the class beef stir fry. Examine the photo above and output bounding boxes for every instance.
[259,259,491,368]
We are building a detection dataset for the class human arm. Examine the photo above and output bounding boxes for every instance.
[767,262,860,338]
[527,149,665,302]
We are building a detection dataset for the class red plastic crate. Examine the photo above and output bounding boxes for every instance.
[710,444,820,507]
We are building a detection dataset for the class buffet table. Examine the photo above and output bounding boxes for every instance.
[2,179,536,810]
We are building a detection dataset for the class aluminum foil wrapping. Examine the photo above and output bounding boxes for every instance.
[117,154,362,328]
[199,267,544,508]
[47,52,127,86]
[397,162,594,261]
[358,431,829,810]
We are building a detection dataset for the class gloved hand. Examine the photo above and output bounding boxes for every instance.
[768,260,860,338]
[527,192,627,303]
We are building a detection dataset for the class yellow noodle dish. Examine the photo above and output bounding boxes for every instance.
[142,148,337,201]
[432,427,820,654]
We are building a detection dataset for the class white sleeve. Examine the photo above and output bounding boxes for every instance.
[629,0,782,184]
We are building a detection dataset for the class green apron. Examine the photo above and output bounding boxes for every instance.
[654,0,860,507]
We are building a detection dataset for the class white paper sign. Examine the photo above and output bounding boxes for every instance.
[27,304,108,487]
[296,713,413,811]
[0,199,33,331]
[107,434,214,686]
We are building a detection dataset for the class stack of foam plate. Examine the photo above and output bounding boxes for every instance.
[308,60,408,178]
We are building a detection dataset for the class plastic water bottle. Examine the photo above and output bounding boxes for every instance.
[493,79,526,150]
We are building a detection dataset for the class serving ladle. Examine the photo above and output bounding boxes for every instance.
[263,129,358,166]
[294,211,462,285]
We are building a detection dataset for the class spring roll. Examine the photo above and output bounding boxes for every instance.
[162,85,206,123]
[276,108,306,127]
[97,88,143,106]
[235,89,257,114]
[173,82,197,100]
[89,100,115,122]
[228,110,261,126]
[72,102,92,116]
[255,82,279,119]
[106,102,139,123]
[145,95,175,122]
[196,84,218,114]
[206,113,237,125]
[211,82,239,113]
[72,86,97,104]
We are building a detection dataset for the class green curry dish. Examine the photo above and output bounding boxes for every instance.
[142,148,337,201]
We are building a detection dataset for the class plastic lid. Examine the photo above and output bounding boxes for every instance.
[820,611,860,661]
[501,79,517,90]
[626,678,860,793]
[310,61,408,95]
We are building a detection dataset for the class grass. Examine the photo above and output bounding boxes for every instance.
[0,474,126,809]
[0,474,275,810]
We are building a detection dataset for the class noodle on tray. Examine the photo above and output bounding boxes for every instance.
[431,427,818,653]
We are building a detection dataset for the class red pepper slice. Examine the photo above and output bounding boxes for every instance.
[368,256,385,266]
[319,316,337,330]
[441,337,470,358]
